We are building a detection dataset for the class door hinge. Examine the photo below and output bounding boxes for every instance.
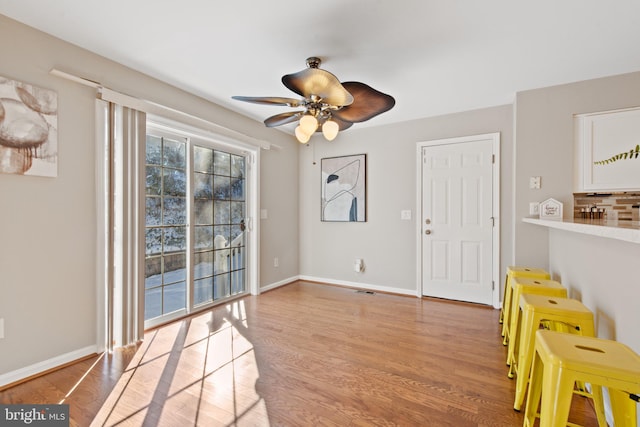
[491,217,495,227]
[492,154,495,164]
[492,281,495,291]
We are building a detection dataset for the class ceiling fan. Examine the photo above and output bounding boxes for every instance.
[232,57,395,143]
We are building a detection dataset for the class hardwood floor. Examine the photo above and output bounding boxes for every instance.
[1,281,599,426]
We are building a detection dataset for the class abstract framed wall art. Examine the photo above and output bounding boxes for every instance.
[321,153,366,222]
[0,76,58,177]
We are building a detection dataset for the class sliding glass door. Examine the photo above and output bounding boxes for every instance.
[144,127,248,326]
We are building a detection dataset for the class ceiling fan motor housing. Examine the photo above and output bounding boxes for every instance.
[306,57,321,69]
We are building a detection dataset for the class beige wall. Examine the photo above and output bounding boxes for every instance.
[514,71,640,267]
[3,10,640,390]
[298,105,514,296]
[0,15,298,380]
[259,145,300,286]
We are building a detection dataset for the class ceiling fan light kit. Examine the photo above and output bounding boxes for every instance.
[299,114,318,135]
[294,124,311,143]
[322,120,339,141]
[232,57,395,143]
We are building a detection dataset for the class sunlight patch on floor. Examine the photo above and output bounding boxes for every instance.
[90,300,268,426]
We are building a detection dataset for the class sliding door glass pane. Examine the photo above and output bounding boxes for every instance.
[194,146,246,306]
[144,135,187,321]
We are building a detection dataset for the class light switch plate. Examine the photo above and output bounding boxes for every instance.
[529,176,541,189]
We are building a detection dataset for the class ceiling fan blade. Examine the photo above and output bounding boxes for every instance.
[282,68,354,106]
[331,82,395,123]
[264,111,304,127]
[331,117,353,132]
[231,96,301,107]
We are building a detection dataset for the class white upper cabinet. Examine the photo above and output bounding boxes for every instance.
[574,107,640,192]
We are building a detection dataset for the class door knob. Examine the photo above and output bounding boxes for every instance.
[425,229,432,235]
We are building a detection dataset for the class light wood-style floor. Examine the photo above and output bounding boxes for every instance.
[1,281,599,426]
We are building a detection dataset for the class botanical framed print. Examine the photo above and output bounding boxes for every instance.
[0,75,58,177]
[321,153,366,222]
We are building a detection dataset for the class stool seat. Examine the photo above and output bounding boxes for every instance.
[505,277,566,367]
[500,266,550,327]
[543,333,640,381]
[511,294,596,413]
[524,329,640,427]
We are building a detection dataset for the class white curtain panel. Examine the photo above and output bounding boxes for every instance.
[96,99,146,350]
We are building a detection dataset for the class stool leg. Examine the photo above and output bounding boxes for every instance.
[539,365,574,427]
[589,384,608,427]
[501,275,513,341]
[523,351,544,427]
[499,273,508,324]
[508,305,523,377]
[513,309,538,410]
[506,289,522,365]
[609,389,637,427]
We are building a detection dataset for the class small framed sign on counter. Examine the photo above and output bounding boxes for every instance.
[540,198,563,220]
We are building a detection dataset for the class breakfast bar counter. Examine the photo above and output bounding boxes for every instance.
[522,217,640,244]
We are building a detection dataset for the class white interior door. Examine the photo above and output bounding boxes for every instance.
[421,136,496,305]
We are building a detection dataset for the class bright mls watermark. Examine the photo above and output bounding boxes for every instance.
[0,405,69,426]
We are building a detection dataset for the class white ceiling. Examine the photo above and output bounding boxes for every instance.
[2,1,640,133]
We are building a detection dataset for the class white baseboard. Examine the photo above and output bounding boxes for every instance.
[298,275,417,297]
[259,275,301,293]
[259,276,501,307]
[0,345,98,388]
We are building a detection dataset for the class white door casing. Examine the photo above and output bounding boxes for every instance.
[416,133,500,307]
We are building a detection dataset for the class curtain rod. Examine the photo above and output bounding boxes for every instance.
[49,68,279,150]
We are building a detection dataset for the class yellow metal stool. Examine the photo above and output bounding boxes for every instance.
[524,329,640,427]
[500,266,550,330]
[510,294,596,413]
[504,277,566,365]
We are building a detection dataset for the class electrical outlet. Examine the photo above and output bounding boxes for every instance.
[400,210,412,220]
[273,257,279,268]
[529,202,540,216]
